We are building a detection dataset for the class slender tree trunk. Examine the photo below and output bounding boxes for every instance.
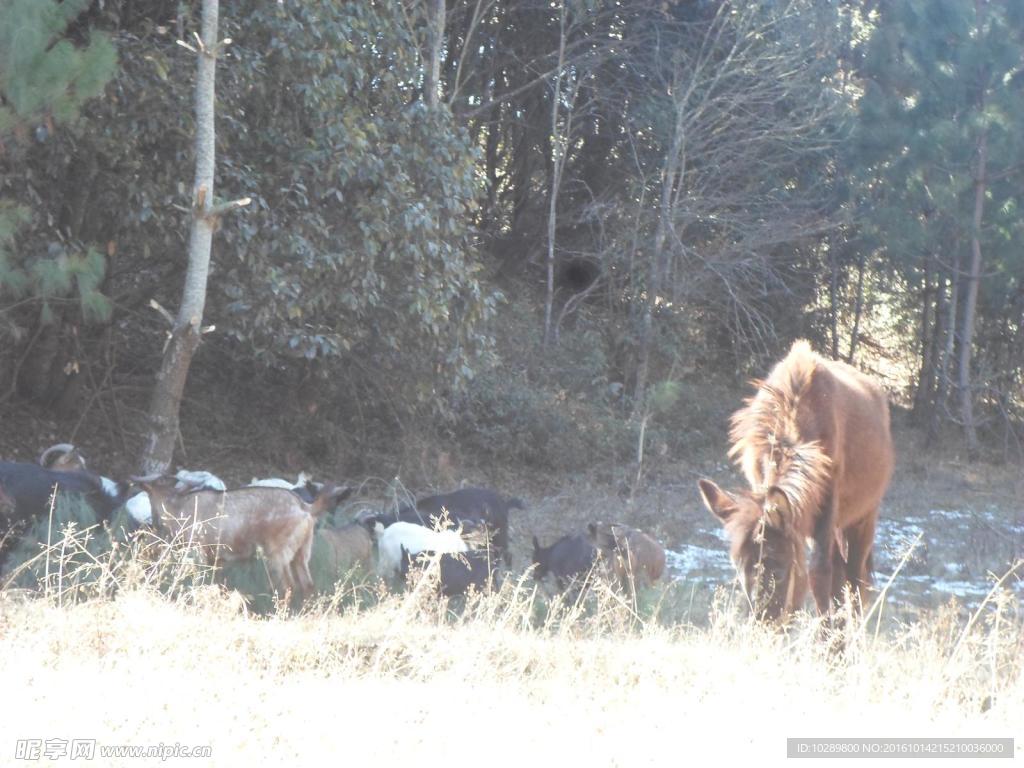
[828,239,840,360]
[930,253,960,441]
[846,252,866,363]
[542,0,567,349]
[924,267,944,420]
[139,0,221,474]
[634,100,684,415]
[483,116,499,222]
[959,129,988,458]
[912,255,936,420]
[425,0,445,110]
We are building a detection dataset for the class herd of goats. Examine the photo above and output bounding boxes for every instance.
[0,443,667,604]
[1,342,896,624]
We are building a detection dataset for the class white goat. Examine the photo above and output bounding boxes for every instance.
[376,521,468,579]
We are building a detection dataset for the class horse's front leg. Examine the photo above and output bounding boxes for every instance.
[809,488,839,615]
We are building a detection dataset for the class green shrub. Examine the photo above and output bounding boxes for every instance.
[1,494,377,613]
[2,493,135,592]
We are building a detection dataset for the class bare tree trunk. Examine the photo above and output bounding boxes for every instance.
[959,128,988,458]
[542,0,567,349]
[846,252,866,364]
[483,114,499,221]
[139,0,223,474]
[929,253,960,441]
[912,255,936,420]
[425,0,445,110]
[634,100,684,416]
[828,240,840,360]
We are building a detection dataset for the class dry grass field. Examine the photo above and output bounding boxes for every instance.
[1,525,1021,767]
[1,422,1021,766]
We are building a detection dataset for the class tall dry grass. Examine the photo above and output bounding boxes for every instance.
[0,522,1021,766]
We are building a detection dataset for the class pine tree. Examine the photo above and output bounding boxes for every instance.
[853,0,1024,455]
[0,0,116,140]
[0,0,116,399]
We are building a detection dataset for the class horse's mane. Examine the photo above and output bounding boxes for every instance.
[727,340,832,522]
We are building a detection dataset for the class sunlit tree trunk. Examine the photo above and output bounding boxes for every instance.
[425,0,445,109]
[140,0,246,473]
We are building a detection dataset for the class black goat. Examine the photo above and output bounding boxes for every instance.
[398,545,499,597]
[0,461,131,545]
[531,533,596,591]
[374,487,524,565]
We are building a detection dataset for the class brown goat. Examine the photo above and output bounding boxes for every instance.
[698,340,893,620]
[318,519,375,578]
[588,522,666,587]
[140,478,353,602]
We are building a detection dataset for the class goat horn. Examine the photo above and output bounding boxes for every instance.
[38,443,76,467]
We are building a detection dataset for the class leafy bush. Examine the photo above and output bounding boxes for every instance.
[1,491,375,614]
[2,493,135,592]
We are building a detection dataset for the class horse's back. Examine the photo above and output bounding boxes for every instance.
[802,351,894,522]
[731,340,893,525]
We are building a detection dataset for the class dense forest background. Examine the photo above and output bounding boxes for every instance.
[1,0,1023,482]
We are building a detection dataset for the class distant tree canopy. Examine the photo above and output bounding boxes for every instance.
[1,0,1022,463]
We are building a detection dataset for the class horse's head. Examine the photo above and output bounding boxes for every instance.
[698,479,806,621]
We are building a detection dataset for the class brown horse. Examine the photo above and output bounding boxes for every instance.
[698,340,893,620]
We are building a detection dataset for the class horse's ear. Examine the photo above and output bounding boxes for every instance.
[587,522,598,539]
[764,486,792,528]
[698,479,737,523]
[532,535,542,552]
